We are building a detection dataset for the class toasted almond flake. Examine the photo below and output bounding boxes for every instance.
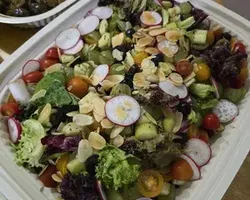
[52,174,62,183]
[145,47,160,55]
[80,103,94,114]
[169,73,183,86]
[137,36,154,48]
[112,135,124,147]
[112,32,125,48]
[141,58,157,75]
[91,75,101,86]
[133,31,147,39]
[102,96,112,101]
[66,111,79,117]
[73,114,94,126]
[146,74,159,83]
[110,125,125,139]
[134,45,146,52]
[77,139,93,162]
[149,28,167,36]
[101,118,114,129]
[133,72,150,89]
[156,68,167,82]
[101,80,115,91]
[93,98,106,116]
[144,25,162,31]
[51,132,64,136]
[156,35,167,43]
[165,30,182,42]
[88,86,97,93]
[93,111,105,122]
[149,84,158,89]
[105,75,125,84]
[56,171,63,178]
[88,131,106,150]
[115,105,128,121]
[173,112,183,133]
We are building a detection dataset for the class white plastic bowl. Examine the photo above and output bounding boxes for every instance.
[0,0,250,200]
[0,0,77,28]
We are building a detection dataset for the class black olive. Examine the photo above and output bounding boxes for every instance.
[85,154,99,175]
[177,102,192,118]
[173,133,189,145]
[222,32,232,41]
[29,3,48,15]
[126,28,136,38]
[122,64,141,88]
[151,54,164,66]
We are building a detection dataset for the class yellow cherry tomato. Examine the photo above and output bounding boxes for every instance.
[134,52,149,65]
[194,63,211,81]
[56,154,70,176]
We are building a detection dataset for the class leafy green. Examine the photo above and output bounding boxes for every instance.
[189,83,215,99]
[14,119,46,168]
[188,110,202,127]
[223,87,247,104]
[96,145,140,190]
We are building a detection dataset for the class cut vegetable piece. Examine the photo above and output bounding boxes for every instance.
[22,60,40,76]
[157,40,179,57]
[153,0,162,6]
[63,39,84,55]
[77,139,93,163]
[105,95,140,126]
[90,7,113,19]
[159,80,188,99]
[78,16,100,35]
[210,77,220,99]
[179,154,201,181]
[7,117,21,144]
[140,11,162,26]
[185,138,212,167]
[212,99,238,123]
[56,28,81,50]
[96,181,107,200]
[91,64,109,86]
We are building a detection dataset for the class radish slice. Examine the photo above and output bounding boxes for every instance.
[212,99,238,123]
[105,95,141,127]
[96,181,107,200]
[91,64,109,86]
[159,80,188,99]
[210,77,220,99]
[185,138,212,167]
[78,15,100,35]
[63,39,84,55]
[56,28,81,50]
[158,40,179,57]
[90,7,113,19]
[180,154,201,181]
[8,79,31,105]
[22,60,40,76]
[140,11,162,26]
[7,117,22,144]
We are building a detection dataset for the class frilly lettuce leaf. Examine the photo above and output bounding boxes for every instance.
[223,87,247,104]
[190,83,215,99]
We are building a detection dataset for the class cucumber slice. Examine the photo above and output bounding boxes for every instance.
[193,30,208,45]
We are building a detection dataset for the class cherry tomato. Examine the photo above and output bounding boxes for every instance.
[23,71,44,83]
[134,52,149,65]
[40,58,59,71]
[207,30,215,46]
[1,103,20,117]
[39,165,57,188]
[67,77,89,98]
[198,129,209,143]
[56,154,70,176]
[230,67,249,89]
[45,47,60,59]
[187,124,199,139]
[137,170,164,198]
[171,158,193,181]
[176,60,193,76]
[194,63,211,81]
[203,114,220,130]
[233,42,246,54]
[241,58,248,69]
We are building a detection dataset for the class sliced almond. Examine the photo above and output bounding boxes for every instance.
[133,72,151,89]
[101,80,115,91]
[133,31,147,39]
[73,114,94,126]
[93,98,106,116]
[112,135,124,147]
[51,132,64,136]
[173,112,183,133]
[105,75,125,84]
[149,84,158,89]
[145,47,160,55]
[77,139,93,162]
[169,73,183,86]
[146,74,159,83]
[52,174,62,183]
[91,75,101,86]
[149,28,167,36]
[165,30,182,43]
[141,58,157,75]
[93,111,105,122]
[137,36,154,48]
[134,45,146,53]
[101,118,114,129]
[156,35,167,43]
[144,25,162,32]
[88,131,106,150]
[80,103,93,114]
[66,111,79,117]
[156,68,167,82]
[110,125,125,139]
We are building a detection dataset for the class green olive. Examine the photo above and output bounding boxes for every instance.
[83,31,101,45]
[110,84,132,96]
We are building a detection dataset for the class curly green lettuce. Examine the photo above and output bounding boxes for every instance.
[190,83,215,99]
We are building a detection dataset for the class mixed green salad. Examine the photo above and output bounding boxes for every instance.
[0,0,249,199]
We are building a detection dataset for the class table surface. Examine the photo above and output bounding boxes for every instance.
[0,1,250,200]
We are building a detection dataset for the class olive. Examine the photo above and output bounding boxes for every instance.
[7,7,30,17]
[29,3,48,15]
[173,133,189,145]
[177,102,192,118]
[151,54,164,66]
[222,32,232,41]
[125,28,136,38]
[85,154,99,175]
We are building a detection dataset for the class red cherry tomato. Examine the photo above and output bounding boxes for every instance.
[1,103,20,117]
[233,42,246,54]
[23,71,44,83]
[45,47,60,59]
[203,114,220,130]
[40,58,59,71]
[67,77,89,98]
[171,158,193,181]
[39,165,57,188]
[176,60,193,76]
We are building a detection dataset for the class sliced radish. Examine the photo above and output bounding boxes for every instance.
[78,15,100,36]
[55,28,81,50]
[7,117,22,144]
[210,77,220,99]
[90,7,113,19]
[63,39,84,55]
[96,181,107,200]
[185,138,212,167]
[91,64,109,86]
[22,60,40,76]
[140,11,162,26]
[159,80,188,99]
[8,79,31,105]
[178,120,189,133]
[212,99,238,123]
[105,95,141,127]
[180,154,201,181]
[158,40,179,57]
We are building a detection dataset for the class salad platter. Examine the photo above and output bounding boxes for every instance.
[0,0,250,200]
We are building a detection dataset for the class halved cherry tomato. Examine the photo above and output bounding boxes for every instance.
[23,71,44,83]
[198,129,209,143]
[67,77,89,98]
[171,158,193,181]
[176,60,193,76]
[40,58,59,71]
[1,103,20,117]
[56,154,70,176]
[137,170,164,198]
[46,47,60,59]
[233,42,246,54]
[39,164,57,188]
[203,113,220,130]
[187,124,199,139]
[194,63,211,81]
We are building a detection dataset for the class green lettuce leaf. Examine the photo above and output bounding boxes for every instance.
[188,110,202,127]
[223,87,247,104]
[190,83,215,99]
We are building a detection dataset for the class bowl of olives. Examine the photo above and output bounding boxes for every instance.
[0,0,77,28]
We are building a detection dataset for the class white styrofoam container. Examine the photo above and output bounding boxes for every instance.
[0,0,250,199]
[0,0,77,28]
